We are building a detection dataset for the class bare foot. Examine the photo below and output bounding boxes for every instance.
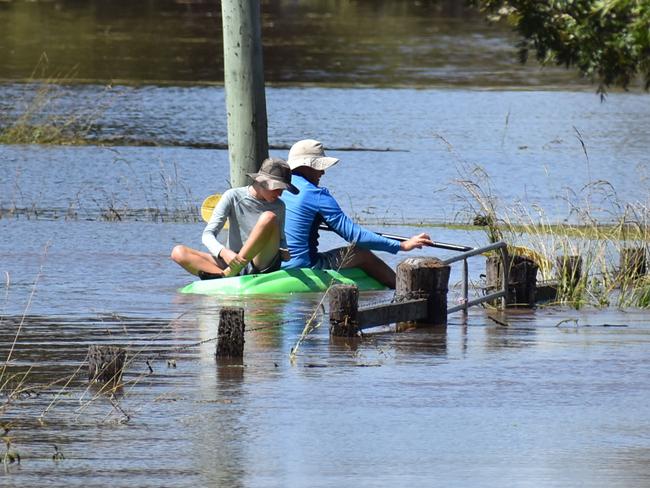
[223,262,245,277]
[224,255,249,277]
[198,269,225,280]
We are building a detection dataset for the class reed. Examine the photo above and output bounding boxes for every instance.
[1,156,199,223]
[2,430,21,470]
[0,56,111,146]
[0,242,52,434]
[0,243,123,438]
[289,246,359,363]
[456,165,649,308]
[442,125,650,308]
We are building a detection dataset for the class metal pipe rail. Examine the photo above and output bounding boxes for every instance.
[442,241,510,314]
[442,241,507,265]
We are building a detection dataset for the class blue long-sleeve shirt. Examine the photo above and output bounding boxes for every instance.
[281,174,400,268]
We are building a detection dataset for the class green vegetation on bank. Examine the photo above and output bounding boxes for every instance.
[474,0,650,94]
[0,123,88,146]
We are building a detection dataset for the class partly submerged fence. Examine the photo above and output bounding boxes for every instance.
[86,242,650,374]
[443,241,509,315]
[329,241,510,336]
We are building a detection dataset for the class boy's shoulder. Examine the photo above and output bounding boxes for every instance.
[221,186,249,203]
[224,187,247,197]
[313,185,334,201]
[299,180,331,197]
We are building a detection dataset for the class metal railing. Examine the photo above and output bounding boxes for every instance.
[442,241,509,315]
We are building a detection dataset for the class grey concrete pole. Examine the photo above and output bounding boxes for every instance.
[221,0,269,187]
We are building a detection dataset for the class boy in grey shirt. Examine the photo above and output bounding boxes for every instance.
[171,158,298,279]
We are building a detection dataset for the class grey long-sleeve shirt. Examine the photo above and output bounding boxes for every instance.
[202,186,287,258]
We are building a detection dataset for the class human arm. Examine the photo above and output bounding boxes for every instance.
[317,188,401,253]
[277,201,290,261]
[201,190,233,260]
[399,233,433,251]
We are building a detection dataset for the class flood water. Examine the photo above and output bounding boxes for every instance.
[1,1,649,487]
[0,0,588,87]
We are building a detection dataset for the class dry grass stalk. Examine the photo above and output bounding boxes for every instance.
[289,246,359,363]
[442,127,649,308]
[456,163,649,308]
[0,55,112,145]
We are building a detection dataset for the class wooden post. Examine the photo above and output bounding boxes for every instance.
[620,247,647,281]
[556,255,583,291]
[221,0,269,187]
[486,255,537,307]
[88,345,126,384]
[216,307,246,358]
[396,257,450,326]
[329,285,359,337]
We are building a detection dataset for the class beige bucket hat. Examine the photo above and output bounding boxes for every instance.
[247,158,299,194]
[287,139,340,171]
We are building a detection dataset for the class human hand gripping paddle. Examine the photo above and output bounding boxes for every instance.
[200,193,472,252]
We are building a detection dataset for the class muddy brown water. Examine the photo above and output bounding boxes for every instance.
[1,1,649,486]
[1,303,648,487]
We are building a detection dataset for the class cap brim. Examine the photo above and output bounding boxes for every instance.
[248,173,299,194]
[287,156,339,171]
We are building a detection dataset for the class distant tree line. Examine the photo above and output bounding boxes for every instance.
[471,0,650,94]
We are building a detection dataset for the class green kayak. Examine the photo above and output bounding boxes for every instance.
[179,267,385,295]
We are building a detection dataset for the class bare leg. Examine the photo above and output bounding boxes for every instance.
[170,245,224,277]
[337,246,396,289]
[224,211,280,277]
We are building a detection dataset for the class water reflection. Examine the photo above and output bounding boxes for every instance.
[0,0,584,88]
[191,294,319,487]
[199,361,246,488]
[192,293,318,365]
[0,306,648,485]
[393,325,448,358]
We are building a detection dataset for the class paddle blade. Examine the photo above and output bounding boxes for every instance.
[200,194,221,223]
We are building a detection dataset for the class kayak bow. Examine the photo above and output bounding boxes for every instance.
[179,267,386,295]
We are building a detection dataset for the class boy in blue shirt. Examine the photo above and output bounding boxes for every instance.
[281,139,432,288]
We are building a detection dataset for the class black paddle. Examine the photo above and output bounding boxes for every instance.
[317,224,472,252]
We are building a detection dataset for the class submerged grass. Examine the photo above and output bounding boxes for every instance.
[1,153,199,223]
[445,131,650,309]
[0,56,111,146]
[0,245,191,470]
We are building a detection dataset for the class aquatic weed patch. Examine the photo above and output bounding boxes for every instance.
[0,154,200,223]
[445,132,650,309]
[0,56,113,145]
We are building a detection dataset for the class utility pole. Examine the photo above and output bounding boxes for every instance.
[221,0,269,187]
